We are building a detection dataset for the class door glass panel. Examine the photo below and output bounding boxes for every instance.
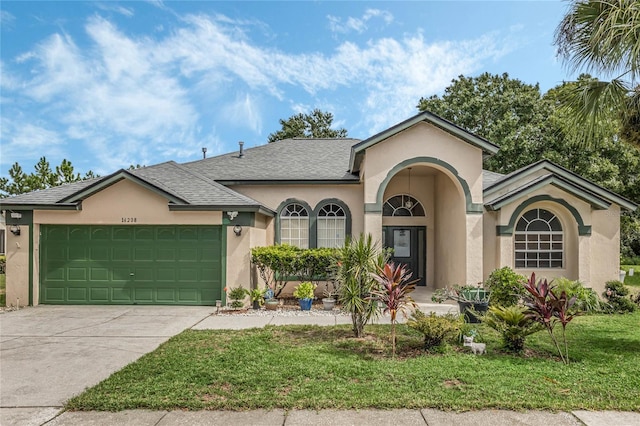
[393,229,411,257]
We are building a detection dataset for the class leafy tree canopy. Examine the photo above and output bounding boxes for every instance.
[418,72,640,257]
[267,109,347,143]
[0,157,97,198]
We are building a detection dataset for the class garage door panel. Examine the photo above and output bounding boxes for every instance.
[67,287,87,302]
[90,288,109,302]
[41,225,222,305]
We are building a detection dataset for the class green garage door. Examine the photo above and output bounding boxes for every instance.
[40,225,223,305]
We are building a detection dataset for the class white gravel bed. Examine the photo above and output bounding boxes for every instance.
[215,307,350,317]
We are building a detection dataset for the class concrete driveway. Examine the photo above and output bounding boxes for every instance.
[0,305,213,423]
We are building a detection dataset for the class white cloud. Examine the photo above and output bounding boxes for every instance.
[2,11,515,173]
[95,3,135,17]
[0,10,15,26]
[327,9,394,34]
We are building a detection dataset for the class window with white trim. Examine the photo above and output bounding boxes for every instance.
[317,203,346,248]
[514,208,563,268]
[280,203,309,248]
[383,195,425,216]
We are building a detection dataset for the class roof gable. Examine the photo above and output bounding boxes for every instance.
[349,111,500,172]
[484,160,637,212]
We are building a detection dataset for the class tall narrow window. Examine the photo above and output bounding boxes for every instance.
[280,203,309,248]
[317,204,346,248]
[514,208,563,268]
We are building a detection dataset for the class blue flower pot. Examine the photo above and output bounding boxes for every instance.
[298,298,313,311]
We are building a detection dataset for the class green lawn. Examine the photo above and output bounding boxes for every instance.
[621,265,640,287]
[66,313,640,412]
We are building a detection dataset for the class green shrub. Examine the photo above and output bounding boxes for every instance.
[293,281,316,300]
[250,245,302,298]
[620,255,640,265]
[603,280,636,314]
[553,277,602,313]
[228,287,248,309]
[484,267,527,307]
[482,305,543,353]
[407,310,462,350]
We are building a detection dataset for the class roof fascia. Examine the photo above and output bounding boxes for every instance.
[484,160,637,211]
[60,170,188,205]
[485,174,611,211]
[216,179,360,186]
[168,204,275,216]
[0,203,81,211]
[349,111,500,172]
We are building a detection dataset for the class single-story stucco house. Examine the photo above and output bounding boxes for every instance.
[1,111,636,306]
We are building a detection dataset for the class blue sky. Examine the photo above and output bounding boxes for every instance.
[1,1,577,177]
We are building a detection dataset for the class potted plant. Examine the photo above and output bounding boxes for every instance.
[321,279,338,311]
[227,286,249,310]
[432,284,490,323]
[249,288,266,310]
[293,281,317,311]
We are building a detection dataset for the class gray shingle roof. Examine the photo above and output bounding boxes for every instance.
[183,138,361,182]
[0,178,100,206]
[482,170,505,189]
[131,162,264,207]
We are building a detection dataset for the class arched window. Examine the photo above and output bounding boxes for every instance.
[383,195,425,217]
[514,208,563,268]
[280,203,309,248]
[317,203,346,248]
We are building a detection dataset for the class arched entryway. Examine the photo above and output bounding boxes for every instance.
[376,162,469,289]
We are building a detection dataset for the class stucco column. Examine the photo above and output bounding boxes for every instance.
[498,235,513,270]
[5,226,30,307]
[466,213,483,285]
[578,235,591,287]
[363,212,383,245]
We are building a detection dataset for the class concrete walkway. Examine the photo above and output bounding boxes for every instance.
[2,305,638,426]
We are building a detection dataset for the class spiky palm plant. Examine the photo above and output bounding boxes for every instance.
[482,305,543,353]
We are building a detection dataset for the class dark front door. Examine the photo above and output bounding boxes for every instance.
[383,226,426,286]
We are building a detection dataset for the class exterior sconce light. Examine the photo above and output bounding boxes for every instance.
[233,224,242,236]
[10,225,21,236]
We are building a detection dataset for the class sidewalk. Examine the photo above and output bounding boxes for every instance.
[5,407,640,426]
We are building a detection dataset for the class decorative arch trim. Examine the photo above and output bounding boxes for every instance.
[497,195,591,236]
[275,198,315,247]
[366,157,483,214]
[312,198,353,240]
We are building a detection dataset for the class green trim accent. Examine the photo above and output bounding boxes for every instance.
[0,204,81,211]
[4,210,33,225]
[169,205,275,216]
[484,160,637,212]
[28,220,34,306]
[485,174,610,211]
[275,198,314,247]
[222,211,254,226]
[364,203,382,213]
[496,195,592,236]
[215,179,360,186]
[350,111,499,172]
[221,223,227,305]
[61,170,188,205]
[374,157,483,214]
[312,198,353,241]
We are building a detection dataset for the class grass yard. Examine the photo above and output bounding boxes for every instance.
[67,313,640,412]
[621,265,640,287]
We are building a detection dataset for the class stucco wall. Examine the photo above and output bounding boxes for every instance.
[483,210,498,279]
[4,226,29,307]
[590,206,620,294]
[362,122,484,207]
[229,183,364,241]
[34,180,222,225]
[434,173,467,287]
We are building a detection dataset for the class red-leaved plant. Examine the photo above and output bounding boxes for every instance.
[370,262,418,358]
[523,272,580,364]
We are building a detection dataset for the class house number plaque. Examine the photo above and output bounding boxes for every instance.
[121,217,138,223]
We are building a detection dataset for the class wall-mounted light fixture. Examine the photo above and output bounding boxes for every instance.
[233,224,242,236]
[10,225,21,236]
